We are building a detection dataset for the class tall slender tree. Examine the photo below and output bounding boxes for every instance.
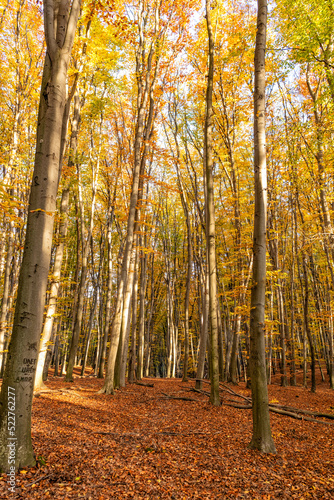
[0,0,81,471]
[205,0,220,406]
[248,0,276,454]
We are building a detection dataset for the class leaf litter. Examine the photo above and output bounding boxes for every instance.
[1,372,333,499]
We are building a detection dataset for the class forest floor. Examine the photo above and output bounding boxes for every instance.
[0,369,334,499]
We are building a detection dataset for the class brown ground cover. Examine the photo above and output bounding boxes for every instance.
[1,370,333,499]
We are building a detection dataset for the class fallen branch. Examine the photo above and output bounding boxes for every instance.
[225,398,251,405]
[160,392,198,402]
[219,383,251,403]
[269,406,334,425]
[34,388,86,398]
[34,390,55,397]
[157,431,206,436]
[269,403,334,420]
[95,430,206,437]
[222,400,334,426]
[95,432,140,437]
[190,378,210,385]
[200,382,334,425]
[135,382,154,388]
[223,403,251,410]
[34,388,67,397]
[190,387,211,397]
[24,474,51,488]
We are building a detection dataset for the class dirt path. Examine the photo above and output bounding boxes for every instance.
[1,375,333,499]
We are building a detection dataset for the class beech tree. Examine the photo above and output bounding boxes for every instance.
[0,0,81,471]
[248,0,276,453]
[0,0,44,375]
[204,0,220,406]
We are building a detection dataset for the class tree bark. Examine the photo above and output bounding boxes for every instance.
[195,251,209,389]
[205,0,220,406]
[248,0,276,454]
[302,256,316,393]
[98,204,114,378]
[128,253,139,384]
[137,235,147,381]
[116,236,138,388]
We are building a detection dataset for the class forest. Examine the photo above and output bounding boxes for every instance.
[0,0,334,497]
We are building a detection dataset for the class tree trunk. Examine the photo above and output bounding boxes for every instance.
[144,254,159,377]
[204,0,220,407]
[289,197,297,386]
[0,221,14,375]
[248,0,276,454]
[42,321,58,382]
[137,236,147,381]
[328,299,334,389]
[229,314,240,385]
[81,291,98,377]
[302,256,316,393]
[116,237,138,388]
[98,206,114,378]
[34,187,69,390]
[128,253,139,384]
[195,256,209,389]
[277,285,287,387]
[0,0,81,471]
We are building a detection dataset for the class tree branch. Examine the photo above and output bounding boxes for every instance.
[62,0,81,54]
[43,0,57,60]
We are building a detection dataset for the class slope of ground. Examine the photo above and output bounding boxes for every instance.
[1,371,333,499]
